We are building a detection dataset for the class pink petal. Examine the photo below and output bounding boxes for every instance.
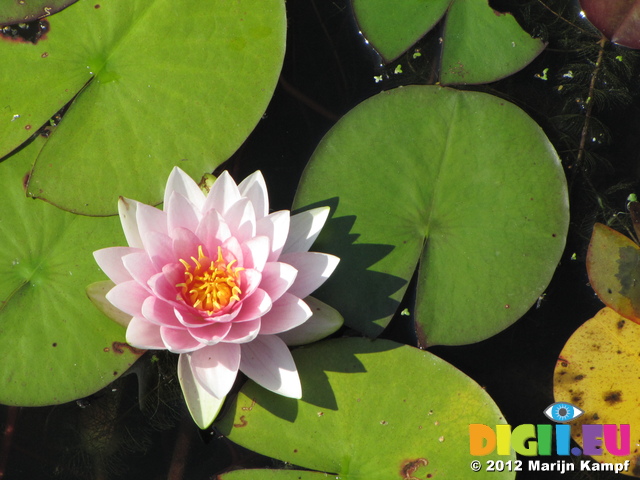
[239,335,301,399]
[176,307,240,327]
[238,171,269,219]
[224,318,261,343]
[126,316,164,349]
[239,269,262,299]
[122,251,157,287]
[225,198,257,243]
[259,262,298,302]
[136,201,168,238]
[235,288,272,322]
[221,237,244,266]
[94,247,141,283]
[171,227,201,264]
[203,171,241,216]
[141,296,183,328]
[160,326,205,353]
[279,252,339,299]
[283,207,330,254]
[240,235,270,271]
[164,167,206,212]
[160,262,184,288]
[118,197,143,249]
[259,293,311,335]
[196,209,232,248]
[148,269,180,303]
[256,210,290,262]
[277,296,343,346]
[141,231,175,271]
[167,191,201,233]
[106,280,148,317]
[188,322,233,345]
[190,343,241,398]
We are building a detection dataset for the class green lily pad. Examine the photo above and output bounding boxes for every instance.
[217,338,514,480]
[440,0,545,85]
[0,0,286,215]
[352,0,451,62]
[294,86,568,345]
[586,223,640,323]
[0,0,78,24]
[352,0,544,84]
[0,137,141,406]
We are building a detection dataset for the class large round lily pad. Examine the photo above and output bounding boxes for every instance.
[0,137,141,406]
[294,86,568,345]
[0,0,286,215]
[217,337,514,480]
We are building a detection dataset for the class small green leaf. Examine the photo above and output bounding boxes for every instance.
[587,223,640,323]
[217,338,514,480]
[352,0,451,62]
[440,0,545,85]
[0,137,140,406]
[1,0,286,215]
[294,86,568,345]
[352,0,544,83]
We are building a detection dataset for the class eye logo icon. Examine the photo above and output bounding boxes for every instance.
[544,402,584,423]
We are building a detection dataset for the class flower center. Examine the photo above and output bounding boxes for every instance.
[176,245,244,314]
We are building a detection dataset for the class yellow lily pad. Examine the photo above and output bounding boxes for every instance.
[554,307,640,476]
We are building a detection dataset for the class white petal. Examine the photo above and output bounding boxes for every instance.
[241,235,270,271]
[225,197,257,243]
[203,171,241,216]
[167,191,202,233]
[279,252,340,299]
[164,167,206,212]
[283,207,330,254]
[191,343,241,399]
[118,197,143,248]
[195,209,232,247]
[238,171,269,218]
[278,296,343,346]
[259,293,312,335]
[256,210,290,262]
[239,335,301,399]
[260,262,298,302]
[178,353,225,429]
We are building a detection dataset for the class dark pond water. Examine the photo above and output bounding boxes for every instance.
[2,0,640,479]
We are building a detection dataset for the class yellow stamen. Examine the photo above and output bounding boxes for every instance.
[175,245,244,315]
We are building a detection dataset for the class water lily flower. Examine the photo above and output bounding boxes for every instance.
[93,168,341,426]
